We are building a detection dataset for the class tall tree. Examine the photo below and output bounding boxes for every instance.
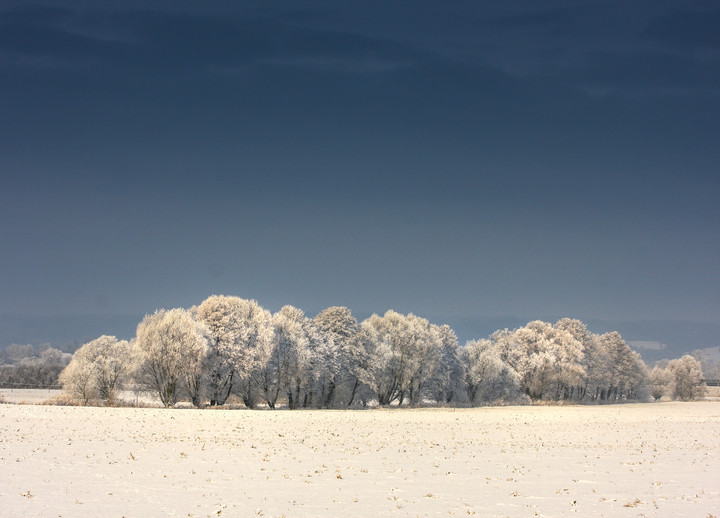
[362,310,438,406]
[59,335,130,405]
[667,355,705,401]
[463,338,520,404]
[262,305,314,409]
[134,308,211,407]
[649,365,672,400]
[314,306,367,407]
[492,321,584,401]
[427,324,464,404]
[195,295,273,406]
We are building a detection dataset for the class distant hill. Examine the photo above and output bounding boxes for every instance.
[1,313,717,364]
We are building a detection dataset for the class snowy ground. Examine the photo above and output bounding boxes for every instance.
[0,389,164,407]
[0,389,63,405]
[1,401,718,517]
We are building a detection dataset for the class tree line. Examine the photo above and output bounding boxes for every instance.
[56,295,707,407]
[0,344,72,389]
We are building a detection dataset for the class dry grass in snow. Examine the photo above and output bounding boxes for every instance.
[1,401,718,517]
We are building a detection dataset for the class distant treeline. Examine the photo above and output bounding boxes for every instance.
[0,344,72,389]
[12,296,712,407]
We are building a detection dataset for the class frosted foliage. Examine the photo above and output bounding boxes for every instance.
[309,322,341,407]
[463,339,520,403]
[2,344,35,363]
[195,295,273,406]
[314,306,367,407]
[492,321,585,401]
[42,347,72,366]
[59,335,130,404]
[284,308,323,408]
[261,306,314,409]
[667,355,705,401]
[361,310,440,405]
[55,297,668,409]
[579,335,611,397]
[315,306,359,339]
[487,320,651,402]
[649,366,673,400]
[58,356,94,404]
[5,347,71,389]
[594,332,649,401]
[427,325,464,404]
[691,349,720,380]
[555,318,592,345]
[406,323,444,405]
[134,308,211,407]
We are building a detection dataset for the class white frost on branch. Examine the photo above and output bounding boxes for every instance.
[134,308,211,407]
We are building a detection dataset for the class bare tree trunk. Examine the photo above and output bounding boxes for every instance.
[347,378,360,407]
[323,379,336,408]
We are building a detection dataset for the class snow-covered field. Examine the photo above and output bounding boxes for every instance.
[1,401,718,517]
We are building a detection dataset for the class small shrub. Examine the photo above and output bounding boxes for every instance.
[43,393,86,406]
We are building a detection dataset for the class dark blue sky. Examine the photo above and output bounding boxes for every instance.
[1,1,718,340]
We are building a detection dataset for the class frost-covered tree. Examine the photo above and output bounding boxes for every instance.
[39,347,72,369]
[691,349,720,381]
[306,321,340,408]
[195,295,274,407]
[463,338,520,404]
[626,350,650,400]
[595,332,648,401]
[287,311,320,409]
[649,365,672,400]
[54,300,675,409]
[550,325,646,402]
[58,354,96,404]
[261,305,316,409]
[579,333,611,400]
[361,310,439,406]
[0,344,36,365]
[195,296,241,405]
[492,321,585,401]
[0,347,71,389]
[134,308,211,407]
[93,338,132,403]
[554,318,593,345]
[551,326,588,400]
[486,319,651,403]
[555,318,597,399]
[493,327,540,400]
[314,306,368,407]
[230,302,274,409]
[427,325,465,404]
[59,335,130,405]
[667,355,705,401]
[406,323,444,405]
